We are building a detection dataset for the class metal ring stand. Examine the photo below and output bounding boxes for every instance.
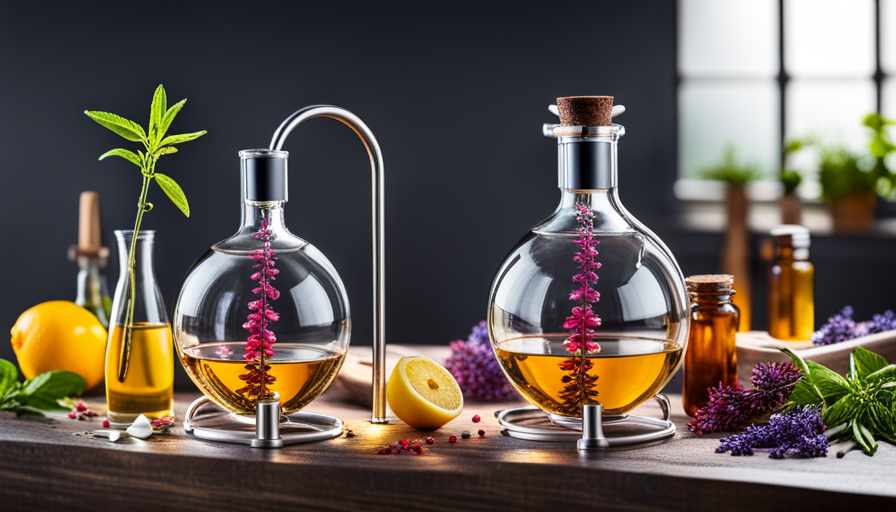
[183,397,344,446]
[495,394,675,447]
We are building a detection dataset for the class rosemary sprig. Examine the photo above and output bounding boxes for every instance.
[85,84,206,382]
[783,347,896,456]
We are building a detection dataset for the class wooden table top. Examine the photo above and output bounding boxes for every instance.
[1,385,894,512]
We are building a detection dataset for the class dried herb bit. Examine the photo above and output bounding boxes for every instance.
[377,440,424,455]
[0,359,88,418]
[783,347,896,456]
[65,400,99,420]
[716,406,829,459]
[345,429,355,438]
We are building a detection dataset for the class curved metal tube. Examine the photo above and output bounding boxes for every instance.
[270,105,388,424]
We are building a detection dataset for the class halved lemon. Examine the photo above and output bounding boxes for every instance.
[387,355,463,429]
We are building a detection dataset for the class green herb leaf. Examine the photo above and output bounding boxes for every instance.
[15,393,69,412]
[13,406,45,418]
[781,348,849,405]
[84,111,146,142]
[159,98,186,139]
[154,173,190,217]
[160,130,206,146]
[149,84,167,147]
[21,370,87,399]
[156,146,178,156]
[854,347,889,379]
[0,359,17,398]
[867,364,896,382]
[98,148,142,167]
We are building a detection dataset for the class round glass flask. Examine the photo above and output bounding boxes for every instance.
[173,150,350,416]
[488,100,689,424]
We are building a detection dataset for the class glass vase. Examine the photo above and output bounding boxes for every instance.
[105,230,174,426]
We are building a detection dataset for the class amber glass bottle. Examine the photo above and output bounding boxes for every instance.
[682,275,739,417]
[767,225,814,341]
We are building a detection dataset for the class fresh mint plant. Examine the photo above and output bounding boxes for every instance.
[0,358,88,418]
[783,347,896,456]
[85,85,206,382]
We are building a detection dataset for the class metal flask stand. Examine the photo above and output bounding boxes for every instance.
[183,105,388,448]
[495,395,676,449]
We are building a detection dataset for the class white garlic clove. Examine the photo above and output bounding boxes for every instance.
[126,414,154,439]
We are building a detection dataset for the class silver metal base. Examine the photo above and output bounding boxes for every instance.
[496,394,675,447]
[183,397,344,446]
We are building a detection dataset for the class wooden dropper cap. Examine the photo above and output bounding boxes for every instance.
[557,96,614,126]
[68,191,109,262]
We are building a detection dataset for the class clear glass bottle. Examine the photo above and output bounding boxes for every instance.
[105,230,174,426]
[767,225,814,341]
[488,99,689,422]
[682,274,739,418]
[173,150,350,417]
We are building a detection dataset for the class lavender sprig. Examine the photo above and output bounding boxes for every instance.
[716,406,829,459]
[812,306,896,345]
[688,362,802,434]
[444,321,517,402]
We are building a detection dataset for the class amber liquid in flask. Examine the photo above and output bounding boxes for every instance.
[767,226,814,341]
[180,342,345,415]
[682,275,739,418]
[105,230,174,426]
[105,323,174,421]
[496,336,683,416]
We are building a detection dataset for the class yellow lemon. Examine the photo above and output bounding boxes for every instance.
[10,301,107,390]
[387,355,463,429]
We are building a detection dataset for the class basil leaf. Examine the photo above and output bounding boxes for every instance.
[823,395,854,426]
[781,349,848,404]
[159,98,186,139]
[160,130,206,146]
[84,111,146,142]
[14,406,45,418]
[22,370,87,399]
[154,173,190,217]
[789,380,824,405]
[16,393,70,412]
[99,148,142,167]
[856,421,879,455]
[0,359,17,398]
[854,347,889,379]
[149,84,166,146]
[866,364,896,383]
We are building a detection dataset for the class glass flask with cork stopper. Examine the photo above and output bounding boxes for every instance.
[682,274,739,418]
[173,105,387,447]
[767,225,814,341]
[489,96,689,448]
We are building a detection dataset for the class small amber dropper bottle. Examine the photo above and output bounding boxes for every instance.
[767,225,814,341]
[682,275,740,417]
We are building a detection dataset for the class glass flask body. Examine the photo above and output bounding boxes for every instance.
[105,230,174,425]
[489,124,689,420]
[767,226,814,341]
[682,275,739,418]
[174,151,350,417]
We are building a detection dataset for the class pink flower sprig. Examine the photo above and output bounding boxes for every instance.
[237,218,280,399]
[558,203,602,414]
[564,204,602,354]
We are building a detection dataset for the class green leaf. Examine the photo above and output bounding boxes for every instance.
[154,173,190,217]
[160,130,206,146]
[781,348,849,405]
[854,347,889,379]
[149,84,167,146]
[21,370,87,399]
[15,393,70,412]
[84,111,146,142]
[0,359,17,398]
[868,364,896,382]
[156,146,178,156]
[159,98,186,139]
[854,421,879,455]
[98,148,142,167]
[13,406,45,419]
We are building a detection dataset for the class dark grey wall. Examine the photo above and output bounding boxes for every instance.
[2,1,893,390]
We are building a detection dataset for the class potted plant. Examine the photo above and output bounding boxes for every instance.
[702,146,762,332]
[780,138,805,225]
[818,146,876,234]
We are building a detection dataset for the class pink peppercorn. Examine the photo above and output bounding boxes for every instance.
[102,419,110,428]
[448,435,457,443]
[472,415,481,423]
[478,429,485,437]
[76,403,88,412]
[68,412,77,419]
[425,437,435,445]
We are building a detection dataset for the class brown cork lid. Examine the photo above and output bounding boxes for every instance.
[686,274,734,292]
[557,96,614,126]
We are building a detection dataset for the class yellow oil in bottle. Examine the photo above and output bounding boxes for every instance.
[495,336,683,416]
[768,234,814,341]
[105,322,174,425]
[180,342,345,415]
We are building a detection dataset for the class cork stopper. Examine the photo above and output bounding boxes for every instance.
[557,96,614,127]
[686,274,734,293]
[68,191,109,262]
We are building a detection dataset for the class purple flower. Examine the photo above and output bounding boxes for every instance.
[237,218,279,398]
[688,361,802,434]
[716,406,828,459]
[812,306,859,345]
[444,321,518,402]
